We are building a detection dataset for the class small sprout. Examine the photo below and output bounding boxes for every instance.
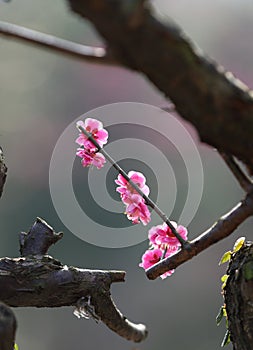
[221,274,229,290]
[221,329,231,347]
[232,236,245,253]
[219,251,232,265]
[216,306,226,326]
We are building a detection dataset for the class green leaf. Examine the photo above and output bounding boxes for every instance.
[219,251,232,265]
[221,330,230,347]
[14,344,19,350]
[221,274,229,289]
[216,306,225,326]
[233,237,245,253]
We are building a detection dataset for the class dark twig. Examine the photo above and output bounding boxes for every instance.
[146,191,253,279]
[0,147,7,198]
[219,152,253,192]
[0,218,147,343]
[77,125,188,247]
[0,21,118,65]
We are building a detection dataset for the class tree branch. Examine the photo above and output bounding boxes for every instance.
[0,21,118,65]
[67,0,253,173]
[0,147,7,198]
[0,218,147,343]
[146,191,253,279]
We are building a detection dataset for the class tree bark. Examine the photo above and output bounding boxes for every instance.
[67,0,253,173]
[224,242,253,350]
[0,218,147,343]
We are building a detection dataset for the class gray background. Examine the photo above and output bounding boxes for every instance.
[1,1,253,349]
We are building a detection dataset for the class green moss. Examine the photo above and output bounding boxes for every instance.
[243,261,253,281]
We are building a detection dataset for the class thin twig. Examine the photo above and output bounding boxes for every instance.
[219,152,253,192]
[146,191,253,279]
[0,21,118,65]
[77,125,188,247]
[0,147,7,198]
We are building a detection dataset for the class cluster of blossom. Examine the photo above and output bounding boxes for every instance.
[139,221,188,279]
[76,118,108,169]
[76,118,188,279]
[115,171,151,225]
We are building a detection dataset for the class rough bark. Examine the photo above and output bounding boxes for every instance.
[67,0,253,173]
[224,242,253,350]
[0,218,147,343]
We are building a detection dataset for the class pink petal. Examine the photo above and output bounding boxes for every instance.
[92,153,106,169]
[76,120,85,128]
[96,129,108,143]
[84,118,102,131]
[160,270,175,279]
[76,134,87,146]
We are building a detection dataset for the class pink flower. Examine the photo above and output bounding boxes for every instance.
[76,148,105,169]
[76,118,108,150]
[139,248,163,269]
[115,171,150,204]
[148,222,187,250]
[125,194,151,225]
[139,248,175,279]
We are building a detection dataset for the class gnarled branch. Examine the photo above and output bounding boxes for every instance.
[67,0,253,173]
[0,218,147,343]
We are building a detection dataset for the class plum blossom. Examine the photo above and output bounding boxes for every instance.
[139,248,175,279]
[125,194,151,225]
[76,148,106,169]
[76,118,108,150]
[115,171,151,225]
[115,171,150,204]
[76,118,108,169]
[139,220,188,279]
[148,221,188,251]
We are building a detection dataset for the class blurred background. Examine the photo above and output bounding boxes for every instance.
[1,0,253,349]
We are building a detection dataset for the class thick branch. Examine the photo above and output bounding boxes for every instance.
[0,219,147,343]
[68,0,253,173]
[224,242,253,349]
[0,21,118,65]
[147,191,253,279]
[0,147,7,198]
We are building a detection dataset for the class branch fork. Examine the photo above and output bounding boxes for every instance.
[0,218,147,343]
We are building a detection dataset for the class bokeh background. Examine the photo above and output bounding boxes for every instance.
[1,0,253,349]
